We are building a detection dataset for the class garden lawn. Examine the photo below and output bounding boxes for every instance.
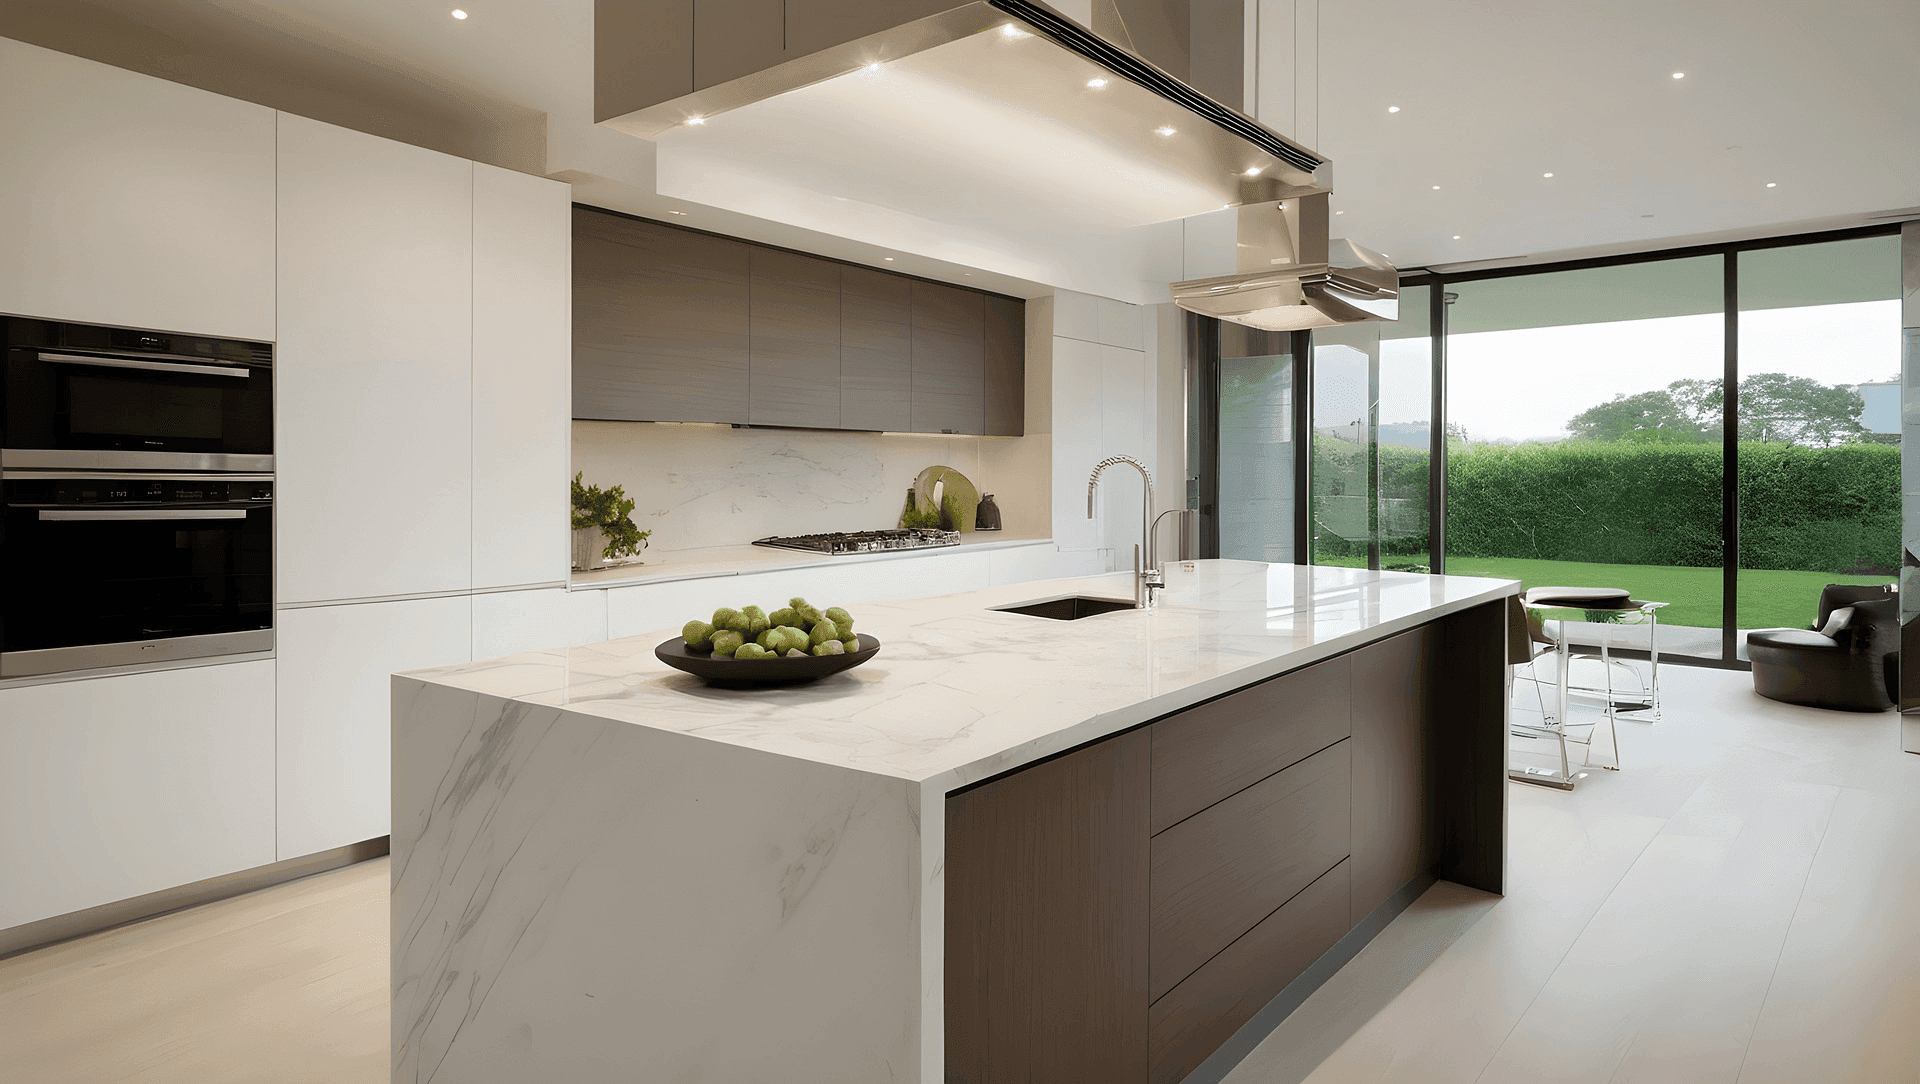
[1436,556,1889,631]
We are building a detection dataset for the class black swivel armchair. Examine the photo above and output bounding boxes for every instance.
[1747,584,1899,712]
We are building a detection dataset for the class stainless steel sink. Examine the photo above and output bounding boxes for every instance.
[990,595,1138,621]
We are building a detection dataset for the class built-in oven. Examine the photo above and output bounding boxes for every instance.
[3,317,273,472]
[1,472,274,677]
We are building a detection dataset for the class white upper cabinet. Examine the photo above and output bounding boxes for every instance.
[275,114,473,605]
[473,164,571,590]
[0,38,276,341]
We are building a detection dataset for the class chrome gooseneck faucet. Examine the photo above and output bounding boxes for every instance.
[1087,454,1163,608]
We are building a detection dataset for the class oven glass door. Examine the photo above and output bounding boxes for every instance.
[1,481,272,675]
[4,348,273,461]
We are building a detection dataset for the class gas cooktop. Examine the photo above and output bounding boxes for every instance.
[752,529,961,556]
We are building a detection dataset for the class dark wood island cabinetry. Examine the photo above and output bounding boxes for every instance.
[946,602,1508,1084]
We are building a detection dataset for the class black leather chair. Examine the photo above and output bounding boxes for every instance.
[1748,584,1899,712]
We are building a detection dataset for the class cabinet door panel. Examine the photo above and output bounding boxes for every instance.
[947,729,1150,1083]
[276,115,473,604]
[0,39,276,341]
[0,662,275,929]
[910,281,984,434]
[573,209,751,423]
[983,294,1026,436]
[1150,656,1351,834]
[839,267,912,431]
[474,164,572,589]
[276,596,471,860]
[1148,739,1351,1002]
[1349,625,1435,925]
[1147,861,1349,1084]
[748,248,841,428]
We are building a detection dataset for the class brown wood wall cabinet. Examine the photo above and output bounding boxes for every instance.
[572,207,1022,434]
[945,604,1509,1084]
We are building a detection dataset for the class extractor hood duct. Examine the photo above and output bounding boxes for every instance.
[595,0,1331,231]
[1170,193,1399,330]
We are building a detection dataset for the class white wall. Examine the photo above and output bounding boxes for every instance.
[1049,290,1168,571]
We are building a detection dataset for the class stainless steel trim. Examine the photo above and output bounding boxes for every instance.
[38,508,250,521]
[1,449,274,472]
[0,628,275,678]
[0,837,387,961]
[39,351,251,377]
[2,471,274,482]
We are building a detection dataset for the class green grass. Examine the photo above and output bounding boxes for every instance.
[1431,556,1888,631]
[1306,550,1889,630]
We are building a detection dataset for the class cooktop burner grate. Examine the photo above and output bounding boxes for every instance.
[752,529,962,555]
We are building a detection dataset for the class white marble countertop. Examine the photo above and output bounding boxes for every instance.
[406,561,1520,791]
[566,531,1054,591]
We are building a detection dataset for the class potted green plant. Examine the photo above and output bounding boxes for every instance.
[571,472,651,570]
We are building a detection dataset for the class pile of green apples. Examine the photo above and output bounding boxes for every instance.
[681,597,860,661]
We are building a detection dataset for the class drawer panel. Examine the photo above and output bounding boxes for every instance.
[1150,655,1351,834]
[1148,739,1351,1002]
[1147,860,1350,1084]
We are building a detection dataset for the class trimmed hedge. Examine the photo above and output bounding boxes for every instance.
[1308,439,1899,573]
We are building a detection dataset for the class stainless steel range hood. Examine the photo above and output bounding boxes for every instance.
[595,1,1331,232]
[1170,193,1399,330]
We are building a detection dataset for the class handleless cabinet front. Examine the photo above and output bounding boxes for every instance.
[839,267,913,432]
[911,281,986,435]
[573,210,750,423]
[748,248,841,428]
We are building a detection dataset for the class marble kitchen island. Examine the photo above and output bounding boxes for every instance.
[391,561,1519,1084]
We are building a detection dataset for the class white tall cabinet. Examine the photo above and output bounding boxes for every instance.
[273,118,570,861]
[0,37,277,341]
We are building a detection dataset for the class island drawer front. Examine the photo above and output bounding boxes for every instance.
[1147,859,1351,1084]
[1148,739,1352,1002]
[1149,655,1353,835]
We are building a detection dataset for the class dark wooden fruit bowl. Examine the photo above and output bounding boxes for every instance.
[655,633,881,687]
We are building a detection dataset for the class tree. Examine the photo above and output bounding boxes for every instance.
[1566,381,1716,443]
[1565,373,1867,447]
[1738,372,1867,447]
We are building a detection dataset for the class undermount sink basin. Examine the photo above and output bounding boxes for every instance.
[991,595,1138,621]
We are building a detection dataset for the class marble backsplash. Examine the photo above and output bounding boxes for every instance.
[571,421,1050,554]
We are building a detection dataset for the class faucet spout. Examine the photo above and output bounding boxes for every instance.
[1086,455,1162,608]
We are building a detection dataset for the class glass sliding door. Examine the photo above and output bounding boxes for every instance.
[1215,323,1300,562]
[1735,236,1902,644]
[1309,321,1378,567]
[1379,285,1433,571]
[1443,257,1727,658]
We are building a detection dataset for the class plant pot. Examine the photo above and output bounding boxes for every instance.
[574,525,648,571]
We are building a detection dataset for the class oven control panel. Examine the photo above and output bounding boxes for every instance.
[5,477,273,505]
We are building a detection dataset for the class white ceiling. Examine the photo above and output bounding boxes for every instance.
[0,0,1914,290]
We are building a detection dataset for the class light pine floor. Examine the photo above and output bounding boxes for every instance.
[1,666,1914,1084]
[0,855,388,1084]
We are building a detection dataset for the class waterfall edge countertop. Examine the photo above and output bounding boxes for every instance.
[399,560,1520,792]
[390,560,1520,1084]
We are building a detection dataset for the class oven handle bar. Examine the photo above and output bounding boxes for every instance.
[39,352,251,378]
[37,508,251,521]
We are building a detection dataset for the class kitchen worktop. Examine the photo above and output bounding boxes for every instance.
[405,561,1517,791]
[391,560,1517,1084]
[565,530,1054,591]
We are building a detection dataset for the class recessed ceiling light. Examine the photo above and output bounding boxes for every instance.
[1156,126,1177,136]
[1431,185,1441,190]
[1087,78,1108,88]
[668,210,687,216]
[1335,210,1345,215]
[1543,172,1554,178]
[685,116,707,126]
[451,8,468,18]
[1671,71,1685,79]
[1243,167,1263,177]
[1452,235,1461,239]
[1000,23,1026,38]
[1766,181,1777,188]
[1387,106,1400,113]
[884,257,895,261]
